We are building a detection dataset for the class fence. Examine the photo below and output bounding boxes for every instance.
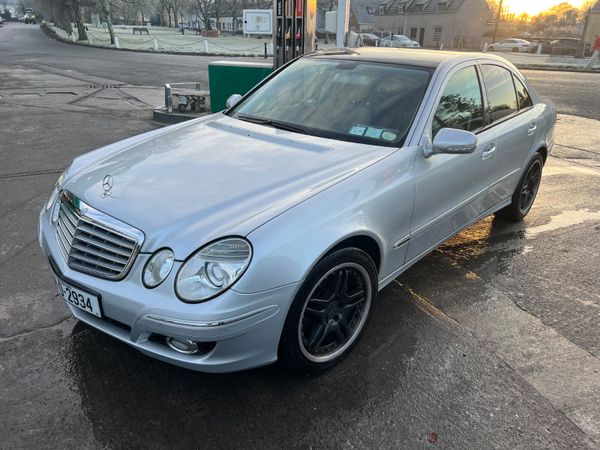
[51,24,274,56]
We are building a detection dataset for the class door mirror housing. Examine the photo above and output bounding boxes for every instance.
[225,94,242,109]
[425,128,477,158]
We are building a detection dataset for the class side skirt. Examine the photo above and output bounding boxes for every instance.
[377,197,512,291]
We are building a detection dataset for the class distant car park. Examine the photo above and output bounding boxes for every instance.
[488,38,533,53]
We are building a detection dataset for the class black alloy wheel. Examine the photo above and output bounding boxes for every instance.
[518,158,543,214]
[279,248,377,373]
[498,152,544,221]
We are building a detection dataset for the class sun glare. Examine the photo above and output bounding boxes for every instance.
[502,0,586,16]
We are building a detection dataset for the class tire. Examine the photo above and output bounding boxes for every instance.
[488,46,495,52]
[497,153,544,221]
[279,248,378,374]
[512,47,519,52]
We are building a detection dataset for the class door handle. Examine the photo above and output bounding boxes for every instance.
[481,143,496,160]
[527,123,537,135]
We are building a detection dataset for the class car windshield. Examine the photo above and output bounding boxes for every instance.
[228,58,431,147]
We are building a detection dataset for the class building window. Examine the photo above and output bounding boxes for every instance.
[378,5,385,14]
[409,27,417,39]
[434,26,442,41]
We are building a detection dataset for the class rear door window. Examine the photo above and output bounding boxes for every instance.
[480,65,518,123]
[432,66,484,139]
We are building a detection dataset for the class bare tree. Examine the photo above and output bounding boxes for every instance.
[158,0,174,26]
[100,0,115,43]
[192,0,213,29]
[71,0,88,39]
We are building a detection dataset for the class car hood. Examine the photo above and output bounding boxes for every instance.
[65,114,396,258]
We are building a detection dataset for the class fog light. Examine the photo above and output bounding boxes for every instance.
[165,337,199,354]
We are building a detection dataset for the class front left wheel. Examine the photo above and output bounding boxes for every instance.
[279,248,377,374]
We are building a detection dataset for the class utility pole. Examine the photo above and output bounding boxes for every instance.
[492,0,503,44]
[336,0,350,47]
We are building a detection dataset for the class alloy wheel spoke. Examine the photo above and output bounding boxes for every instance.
[334,323,347,342]
[305,306,328,321]
[343,301,363,312]
[308,297,330,305]
[307,322,332,351]
[338,319,351,340]
[348,289,364,302]
[334,269,349,296]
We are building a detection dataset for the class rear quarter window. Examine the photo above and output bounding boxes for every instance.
[513,76,533,110]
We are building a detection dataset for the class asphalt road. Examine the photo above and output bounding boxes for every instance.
[1,22,599,120]
[2,22,600,449]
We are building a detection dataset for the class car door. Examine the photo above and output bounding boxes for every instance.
[406,63,498,263]
[479,64,539,206]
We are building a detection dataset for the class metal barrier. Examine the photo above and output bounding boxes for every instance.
[164,83,210,113]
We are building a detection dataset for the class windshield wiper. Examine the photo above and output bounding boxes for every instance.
[236,114,308,134]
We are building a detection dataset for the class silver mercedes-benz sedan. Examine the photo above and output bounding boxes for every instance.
[39,48,556,373]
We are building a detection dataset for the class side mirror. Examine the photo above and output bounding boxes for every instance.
[225,93,242,109]
[425,128,477,158]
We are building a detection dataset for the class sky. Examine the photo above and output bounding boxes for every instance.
[502,0,586,16]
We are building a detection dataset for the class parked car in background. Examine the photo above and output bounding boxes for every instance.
[488,38,533,53]
[39,49,555,374]
[373,30,391,38]
[380,34,420,48]
[360,33,380,46]
[536,38,582,56]
[24,12,36,24]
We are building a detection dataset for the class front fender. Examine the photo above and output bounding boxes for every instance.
[234,146,418,294]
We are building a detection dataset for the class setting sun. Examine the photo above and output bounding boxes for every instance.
[503,0,587,16]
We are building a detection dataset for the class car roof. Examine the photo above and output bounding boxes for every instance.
[308,48,509,69]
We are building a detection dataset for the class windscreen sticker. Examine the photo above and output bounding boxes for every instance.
[364,127,384,139]
[348,125,397,142]
[349,125,367,136]
[381,131,397,141]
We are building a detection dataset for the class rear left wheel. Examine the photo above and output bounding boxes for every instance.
[497,153,544,221]
[279,248,377,374]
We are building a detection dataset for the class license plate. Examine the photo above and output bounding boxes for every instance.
[54,276,102,318]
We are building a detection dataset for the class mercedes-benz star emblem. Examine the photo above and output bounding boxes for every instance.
[101,175,113,198]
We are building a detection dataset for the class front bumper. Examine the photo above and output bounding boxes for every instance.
[39,210,298,373]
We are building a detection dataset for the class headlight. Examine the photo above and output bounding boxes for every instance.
[143,248,175,288]
[175,237,252,302]
[45,168,68,212]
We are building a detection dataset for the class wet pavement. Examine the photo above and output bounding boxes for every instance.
[2,44,600,448]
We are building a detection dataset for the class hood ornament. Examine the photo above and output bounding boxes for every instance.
[101,175,113,198]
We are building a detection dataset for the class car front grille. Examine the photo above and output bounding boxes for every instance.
[55,191,144,280]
